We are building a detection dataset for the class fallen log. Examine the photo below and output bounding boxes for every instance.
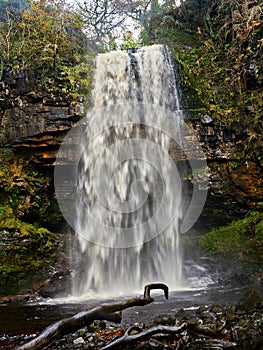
[16,283,169,350]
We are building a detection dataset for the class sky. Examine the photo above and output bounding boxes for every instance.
[64,0,182,44]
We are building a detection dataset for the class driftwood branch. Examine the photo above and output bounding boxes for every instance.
[144,283,169,300]
[16,283,169,350]
[102,315,228,349]
[101,323,188,350]
[101,322,230,350]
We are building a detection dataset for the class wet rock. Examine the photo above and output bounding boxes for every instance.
[137,344,155,349]
[226,305,238,324]
[236,289,262,312]
[0,88,83,166]
[2,292,263,350]
[73,337,85,345]
[210,304,224,314]
[196,305,207,314]
[77,328,88,338]
[0,294,31,304]
[200,311,217,323]
[174,309,192,323]
[88,320,106,331]
[0,296,12,304]
[34,266,71,298]
[149,339,166,348]
[154,314,175,326]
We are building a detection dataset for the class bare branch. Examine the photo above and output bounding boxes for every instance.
[144,283,169,299]
[101,323,188,350]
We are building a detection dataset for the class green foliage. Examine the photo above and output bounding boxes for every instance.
[66,53,96,103]
[140,0,263,165]
[0,0,88,97]
[0,205,57,296]
[0,149,64,228]
[0,0,28,22]
[201,211,263,261]
[120,31,142,50]
[0,150,42,216]
[255,220,263,238]
[0,149,63,296]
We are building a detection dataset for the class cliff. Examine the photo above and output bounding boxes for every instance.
[0,66,83,165]
[0,60,262,297]
[0,64,262,214]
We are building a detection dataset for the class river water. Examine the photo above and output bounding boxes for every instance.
[1,259,262,337]
[1,286,262,337]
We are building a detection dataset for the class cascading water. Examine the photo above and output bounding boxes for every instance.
[61,44,207,297]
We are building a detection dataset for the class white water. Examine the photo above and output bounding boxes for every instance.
[72,45,189,296]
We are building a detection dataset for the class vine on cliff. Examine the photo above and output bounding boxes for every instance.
[0,0,88,98]
[140,0,263,166]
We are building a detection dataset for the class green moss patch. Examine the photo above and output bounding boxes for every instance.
[201,211,263,262]
[0,206,57,296]
[0,149,64,229]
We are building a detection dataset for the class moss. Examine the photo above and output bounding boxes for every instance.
[201,211,263,261]
[0,149,64,229]
[0,206,58,296]
[255,219,263,238]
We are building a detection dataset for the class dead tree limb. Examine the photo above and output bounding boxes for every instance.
[101,322,232,350]
[101,323,188,350]
[102,313,228,349]
[144,283,169,300]
[16,283,169,350]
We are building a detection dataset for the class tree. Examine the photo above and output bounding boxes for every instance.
[209,0,262,43]
[18,0,81,65]
[75,0,169,45]
[0,0,28,68]
[0,0,87,95]
[0,8,19,64]
[75,0,126,42]
[0,0,28,22]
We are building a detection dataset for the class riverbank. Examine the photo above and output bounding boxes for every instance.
[0,288,262,349]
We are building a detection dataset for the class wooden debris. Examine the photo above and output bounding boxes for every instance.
[16,283,169,350]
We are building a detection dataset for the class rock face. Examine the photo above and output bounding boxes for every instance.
[0,65,262,211]
[1,104,81,165]
[0,66,83,165]
[187,114,263,214]
[0,65,262,299]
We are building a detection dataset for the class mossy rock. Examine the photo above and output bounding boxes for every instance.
[0,206,58,296]
[201,211,263,262]
[0,149,64,229]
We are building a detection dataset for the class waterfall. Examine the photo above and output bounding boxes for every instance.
[54,44,208,297]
